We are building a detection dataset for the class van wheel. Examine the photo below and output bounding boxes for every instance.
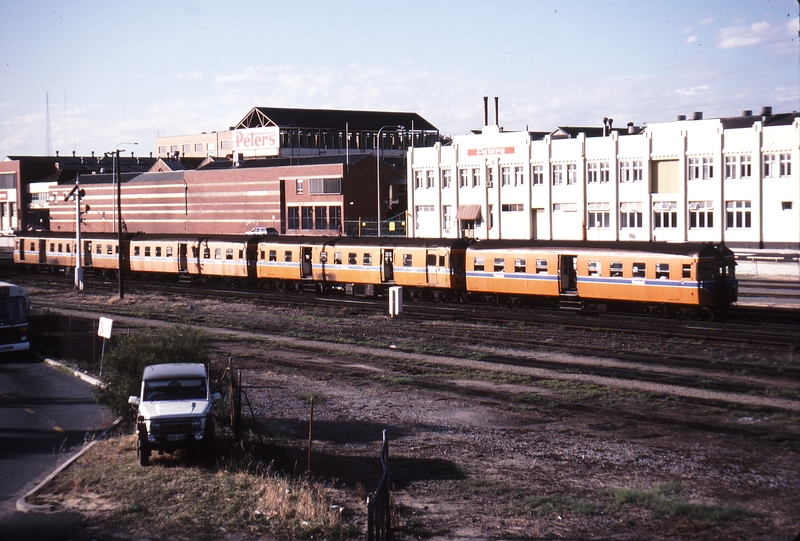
[138,438,151,466]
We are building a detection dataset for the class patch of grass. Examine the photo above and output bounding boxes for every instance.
[522,494,601,517]
[607,482,754,522]
[367,374,414,385]
[295,391,326,404]
[764,387,800,400]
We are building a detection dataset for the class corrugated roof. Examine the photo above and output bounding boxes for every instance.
[235,107,438,131]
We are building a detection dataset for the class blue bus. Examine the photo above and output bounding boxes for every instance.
[0,281,29,353]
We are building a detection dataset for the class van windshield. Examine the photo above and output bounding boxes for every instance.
[144,378,207,401]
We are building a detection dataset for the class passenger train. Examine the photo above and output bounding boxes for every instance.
[13,231,738,318]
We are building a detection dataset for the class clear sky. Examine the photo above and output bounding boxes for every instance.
[0,0,796,158]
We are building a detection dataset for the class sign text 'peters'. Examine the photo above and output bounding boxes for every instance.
[232,126,280,152]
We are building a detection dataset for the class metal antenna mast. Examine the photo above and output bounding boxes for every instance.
[45,92,52,156]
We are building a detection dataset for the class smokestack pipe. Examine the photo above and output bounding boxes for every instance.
[494,97,499,126]
[483,97,488,126]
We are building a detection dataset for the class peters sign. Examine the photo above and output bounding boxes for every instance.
[231,126,280,154]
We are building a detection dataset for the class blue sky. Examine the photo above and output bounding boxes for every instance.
[0,0,796,157]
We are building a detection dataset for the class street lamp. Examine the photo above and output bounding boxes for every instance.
[376,125,404,237]
[114,142,137,299]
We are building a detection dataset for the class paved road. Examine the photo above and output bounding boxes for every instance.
[0,352,113,540]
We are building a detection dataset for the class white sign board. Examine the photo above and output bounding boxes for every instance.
[231,126,280,154]
[98,317,113,339]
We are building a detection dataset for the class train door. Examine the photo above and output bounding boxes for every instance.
[246,244,258,281]
[559,254,577,292]
[84,241,93,267]
[38,239,46,264]
[382,249,394,282]
[301,247,313,278]
[178,243,188,272]
[425,250,438,285]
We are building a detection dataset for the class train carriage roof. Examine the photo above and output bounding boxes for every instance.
[468,240,722,258]
[256,236,471,250]
[129,234,254,244]
[14,231,136,241]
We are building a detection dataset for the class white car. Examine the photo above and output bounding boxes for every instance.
[128,363,221,466]
[245,226,279,236]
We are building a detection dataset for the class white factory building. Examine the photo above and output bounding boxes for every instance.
[406,105,798,249]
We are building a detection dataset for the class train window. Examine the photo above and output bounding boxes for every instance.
[167,247,173,257]
[107,244,113,255]
[474,257,485,272]
[494,258,504,272]
[215,248,222,259]
[726,262,735,278]
[50,243,55,252]
[698,262,713,280]
[145,247,151,257]
[134,246,140,257]
[268,250,276,262]
[203,247,210,259]
[96,244,102,255]
[66,244,71,253]
[29,242,35,251]
[682,264,691,279]
[57,243,62,253]
[588,260,601,276]
[536,259,548,274]
[514,258,526,273]
[348,253,357,265]
[116,245,119,255]
[334,252,342,265]
[426,254,436,266]
[610,262,623,277]
[656,263,670,279]
[225,248,233,260]
[320,251,328,264]
[239,250,244,259]
[156,247,162,258]
[403,254,413,267]
[192,247,198,258]
[284,251,292,262]
[632,262,646,278]
[363,253,372,266]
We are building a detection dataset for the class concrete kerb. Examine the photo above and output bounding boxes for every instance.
[16,358,122,513]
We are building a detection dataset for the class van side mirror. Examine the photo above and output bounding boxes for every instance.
[128,396,140,407]
[212,392,221,402]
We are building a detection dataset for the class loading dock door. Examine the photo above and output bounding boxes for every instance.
[382,249,394,282]
[559,254,577,292]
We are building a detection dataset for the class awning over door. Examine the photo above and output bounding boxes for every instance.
[456,204,482,220]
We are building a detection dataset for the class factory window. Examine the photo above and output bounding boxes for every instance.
[309,178,342,194]
[619,161,631,182]
[740,155,751,178]
[682,264,691,279]
[319,251,328,264]
[725,156,737,179]
[443,205,453,231]
[656,263,670,279]
[610,262,623,277]
[427,170,435,189]
[269,250,276,262]
[301,207,313,230]
[459,168,469,187]
[334,252,342,264]
[166,247,173,257]
[414,170,423,189]
[194,143,203,152]
[588,260,601,276]
[587,202,610,229]
[566,164,577,185]
[284,251,293,262]
[214,248,222,260]
[632,262,646,278]
[763,154,776,177]
[553,203,577,212]
[441,169,452,188]
[501,166,511,186]
[501,204,524,212]
[170,145,179,154]
[532,165,543,185]
[473,257,485,272]
[552,164,563,185]
[599,162,610,182]
[288,207,299,230]
[220,140,230,150]
[653,201,678,228]
[688,158,700,180]
[403,254,413,267]
[535,259,548,274]
[182,144,190,154]
[783,201,793,211]
[204,247,210,259]
[155,247,162,257]
[780,154,792,177]
[702,157,713,179]
[329,206,341,232]
[296,179,304,194]
[587,162,598,183]
[96,244,102,254]
[158,146,167,154]
[348,253,357,265]
[632,161,643,182]
[514,166,524,186]
[225,248,233,260]
[726,200,751,229]
[145,247,151,257]
[207,142,215,151]
[363,253,372,266]
[493,258,505,272]
[315,206,327,230]
[514,258,526,273]
[486,167,494,188]
[471,167,481,187]
[688,201,714,228]
[619,202,643,228]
